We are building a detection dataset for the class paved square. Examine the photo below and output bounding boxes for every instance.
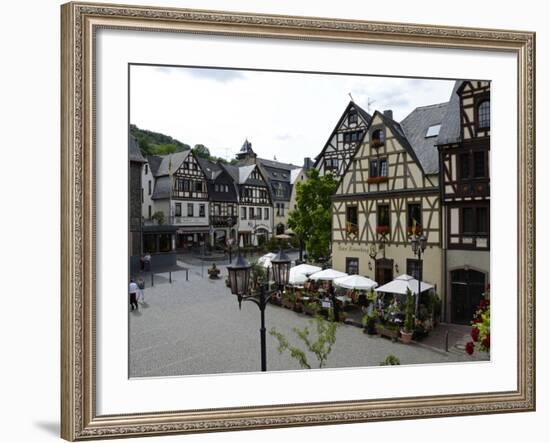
[129,260,487,378]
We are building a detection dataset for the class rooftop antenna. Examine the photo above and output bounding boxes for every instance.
[367,97,377,113]
[348,92,355,102]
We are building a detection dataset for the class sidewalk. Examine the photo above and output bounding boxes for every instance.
[414,322,477,356]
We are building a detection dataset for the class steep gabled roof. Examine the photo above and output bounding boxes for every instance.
[258,158,300,171]
[239,164,256,183]
[129,136,146,163]
[154,150,191,176]
[196,157,223,180]
[401,102,448,175]
[437,80,465,145]
[312,100,372,169]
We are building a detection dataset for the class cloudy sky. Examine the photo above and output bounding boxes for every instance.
[130,65,455,166]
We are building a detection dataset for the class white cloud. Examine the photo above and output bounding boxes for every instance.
[130,65,455,165]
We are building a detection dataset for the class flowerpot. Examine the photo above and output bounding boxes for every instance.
[400,330,413,344]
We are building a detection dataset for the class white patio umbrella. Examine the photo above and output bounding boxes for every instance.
[290,263,322,276]
[375,274,433,295]
[288,268,308,286]
[333,275,378,290]
[308,268,348,281]
[257,252,276,268]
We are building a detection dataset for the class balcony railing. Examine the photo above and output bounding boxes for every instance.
[211,215,237,227]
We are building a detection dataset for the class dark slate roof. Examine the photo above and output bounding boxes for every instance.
[151,176,171,200]
[196,158,238,202]
[129,136,146,163]
[196,157,223,180]
[147,155,163,176]
[401,102,449,175]
[258,158,300,171]
[437,80,464,145]
[220,163,239,183]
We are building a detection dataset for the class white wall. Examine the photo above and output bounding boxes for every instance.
[0,1,547,443]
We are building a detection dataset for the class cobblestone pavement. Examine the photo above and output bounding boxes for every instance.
[129,260,488,378]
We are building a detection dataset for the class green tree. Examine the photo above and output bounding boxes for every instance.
[269,312,338,369]
[287,169,338,261]
[193,144,211,159]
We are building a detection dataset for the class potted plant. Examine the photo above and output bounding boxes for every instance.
[302,300,319,316]
[400,288,414,344]
[362,309,378,335]
[208,263,221,279]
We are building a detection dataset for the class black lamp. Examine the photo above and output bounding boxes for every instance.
[227,253,251,297]
[270,249,291,287]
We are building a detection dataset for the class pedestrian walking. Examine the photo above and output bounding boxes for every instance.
[137,276,146,303]
[129,279,139,311]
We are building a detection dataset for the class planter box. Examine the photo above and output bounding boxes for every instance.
[376,325,400,341]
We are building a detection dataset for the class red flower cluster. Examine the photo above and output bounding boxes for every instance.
[376,226,390,235]
[471,327,480,342]
[465,342,475,355]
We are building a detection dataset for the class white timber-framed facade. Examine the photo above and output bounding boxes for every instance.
[331,107,445,293]
[438,80,491,324]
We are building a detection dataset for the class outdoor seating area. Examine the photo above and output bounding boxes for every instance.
[256,254,442,344]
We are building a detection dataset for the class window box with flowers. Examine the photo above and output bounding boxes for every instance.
[367,176,389,184]
[346,222,359,236]
[376,225,390,236]
[370,140,384,148]
[407,225,423,236]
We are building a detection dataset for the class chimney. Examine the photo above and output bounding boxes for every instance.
[303,157,314,170]
[383,110,393,120]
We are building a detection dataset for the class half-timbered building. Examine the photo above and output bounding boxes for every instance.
[196,157,239,247]
[234,139,301,237]
[438,80,490,324]
[331,106,446,292]
[142,150,210,253]
[314,100,371,178]
[222,162,273,247]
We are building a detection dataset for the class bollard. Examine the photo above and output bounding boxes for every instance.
[169,271,172,284]
[445,331,449,352]
[151,273,154,287]
[186,269,189,281]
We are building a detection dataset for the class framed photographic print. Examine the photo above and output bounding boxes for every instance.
[61,1,536,440]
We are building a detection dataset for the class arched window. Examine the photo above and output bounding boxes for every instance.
[477,100,490,129]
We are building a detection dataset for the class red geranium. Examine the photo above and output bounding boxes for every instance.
[465,342,475,355]
[471,327,480,342]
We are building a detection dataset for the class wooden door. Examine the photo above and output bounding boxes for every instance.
[375,258,394,285]
[451,269,486,324]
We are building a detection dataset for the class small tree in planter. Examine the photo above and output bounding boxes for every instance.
[400,288,414,344]
[362,308,378,335]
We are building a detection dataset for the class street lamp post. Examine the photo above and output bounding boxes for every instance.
[227,248,291,372]
[410,232,428,315]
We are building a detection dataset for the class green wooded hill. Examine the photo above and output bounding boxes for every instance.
[130,124,235,164]
[130,124,190,155]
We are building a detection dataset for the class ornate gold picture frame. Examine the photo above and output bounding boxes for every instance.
[61,2,535,440]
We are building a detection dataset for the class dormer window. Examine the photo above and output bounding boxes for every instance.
[477,100,490,129]
[371,129,385,148]
[425,124,441,138]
